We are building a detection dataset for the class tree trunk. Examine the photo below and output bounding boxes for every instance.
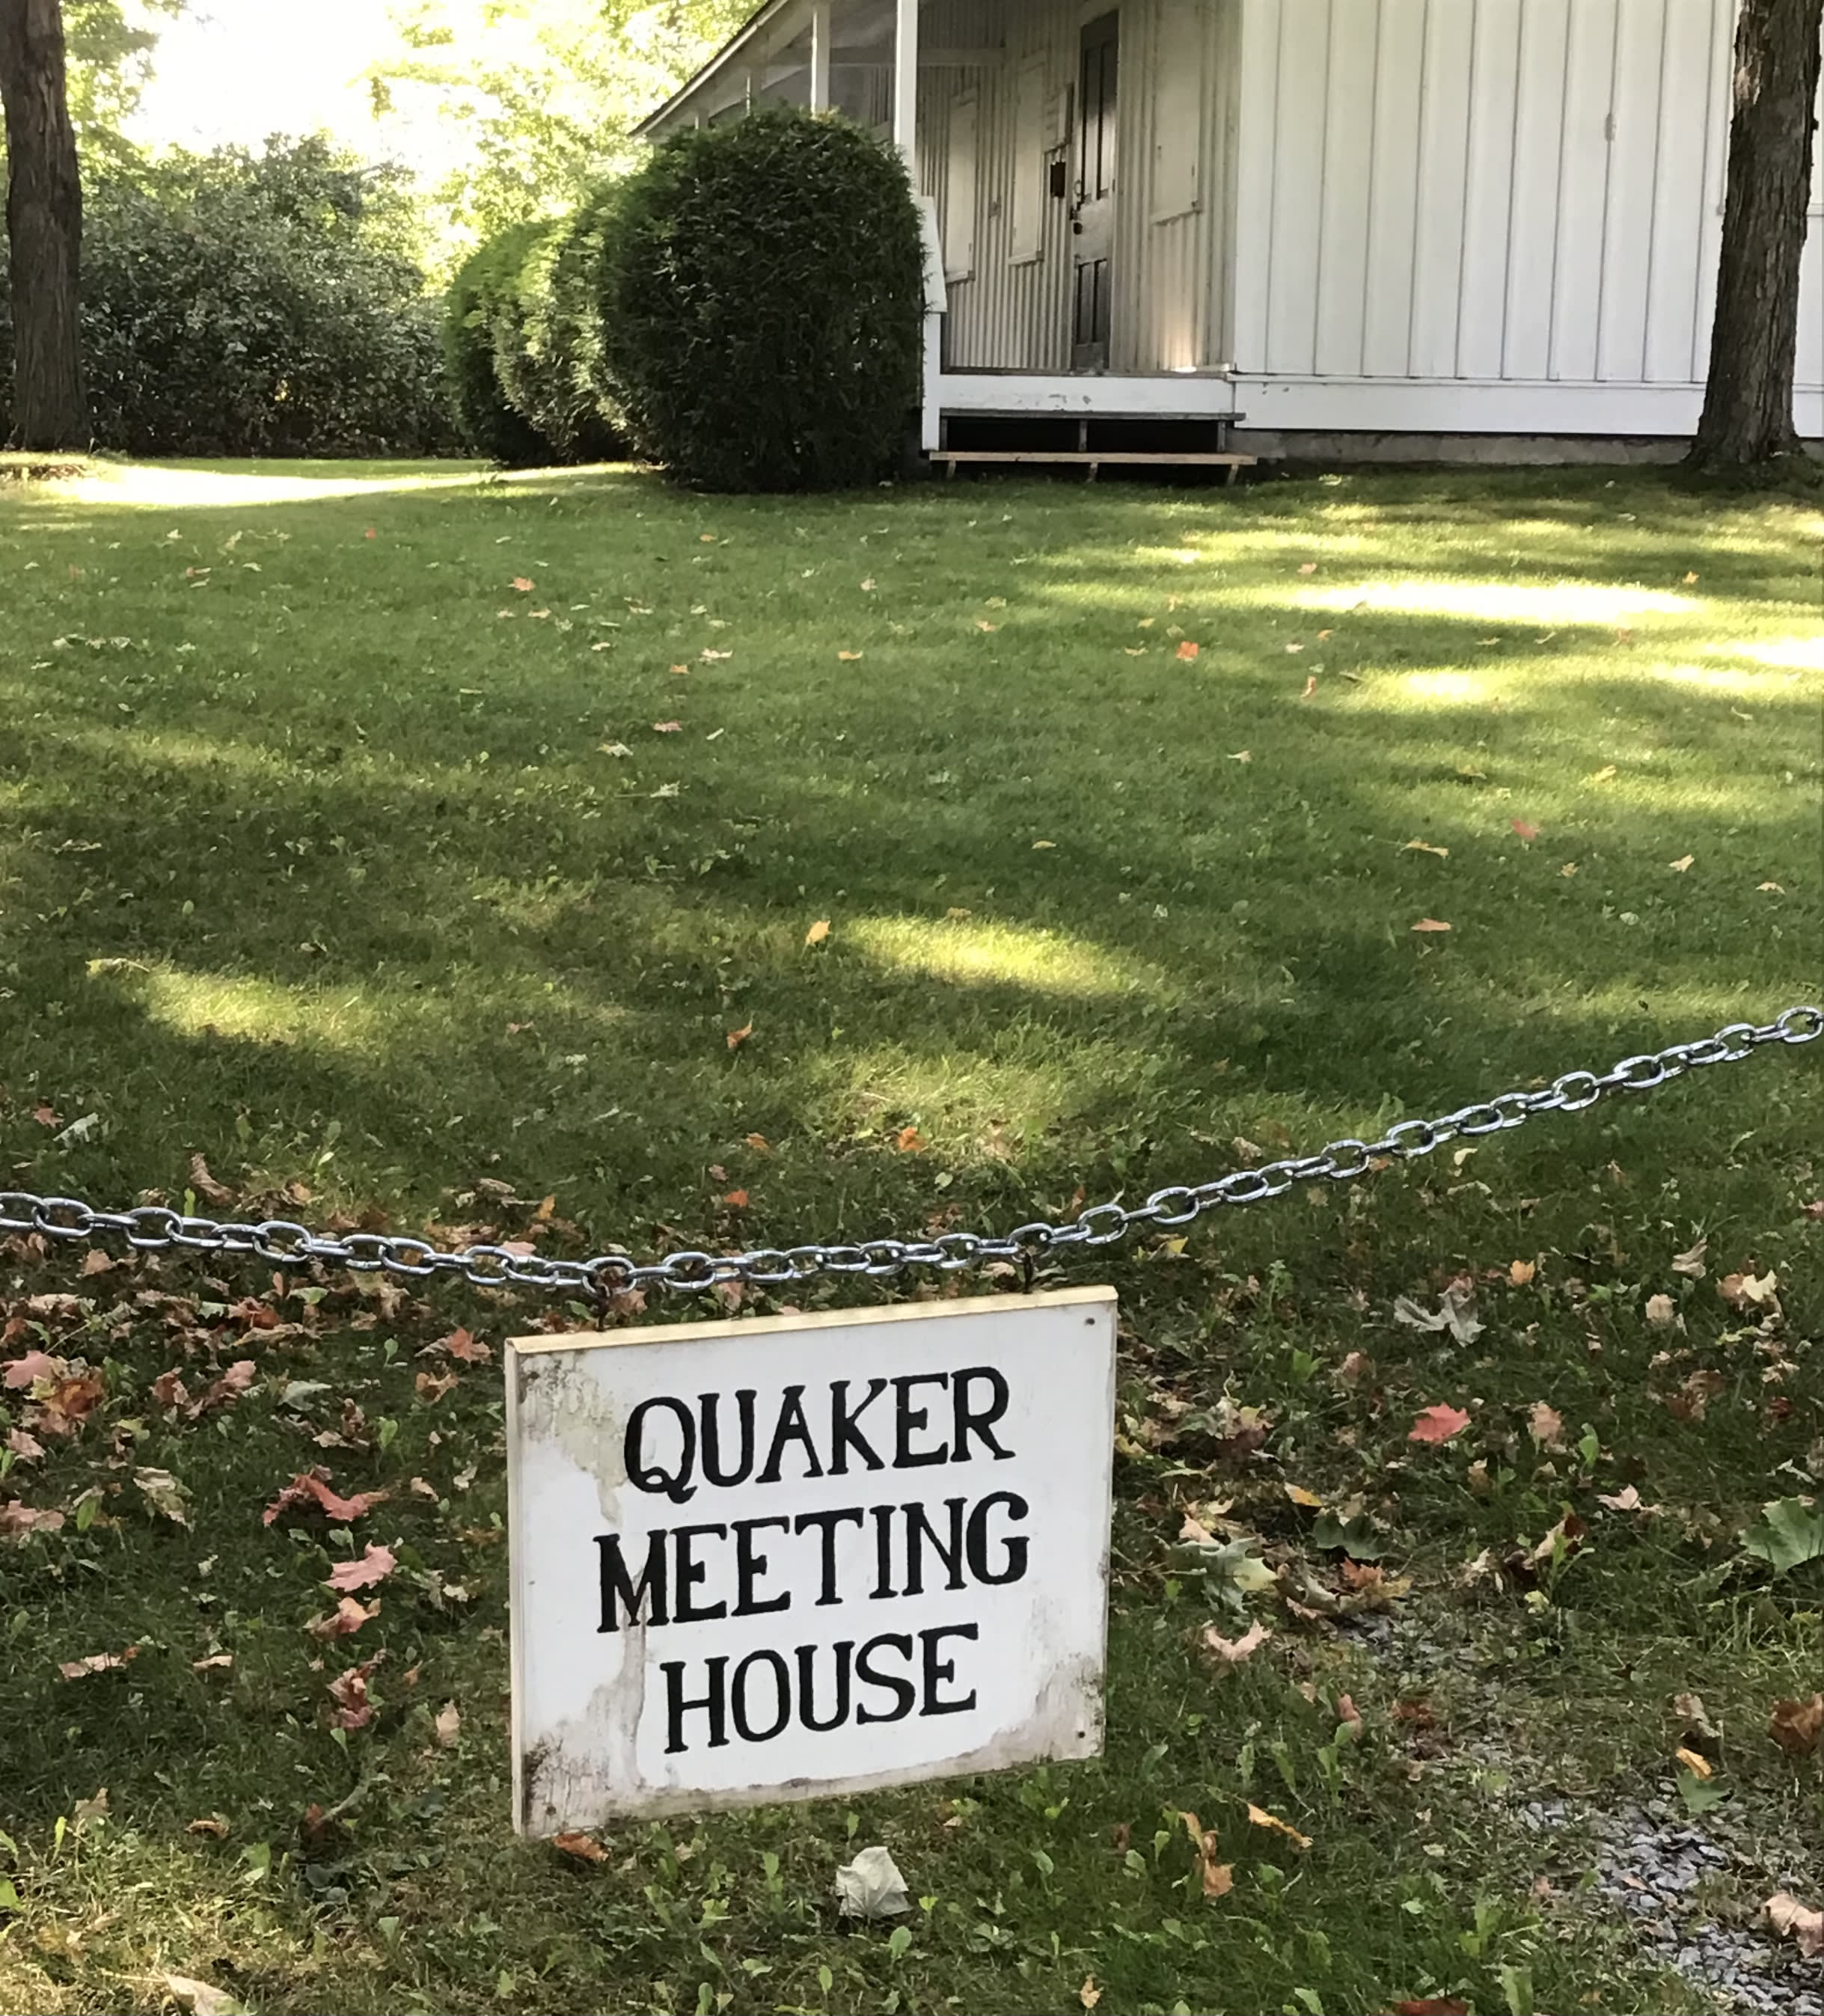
[0,0,86,450]
[1689,0,1823,471]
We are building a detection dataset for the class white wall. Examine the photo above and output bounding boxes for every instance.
[1229,0,1824,402]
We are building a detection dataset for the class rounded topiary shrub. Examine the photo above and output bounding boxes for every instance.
[444,221,563,466]
[512,183,628,463]
[599,108,925,491]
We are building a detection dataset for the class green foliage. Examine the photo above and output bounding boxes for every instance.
[1,138,453,456]
[600,109,925,491]
[441,221,565,466]
[1740,1497,1824,1575]
[367,0,752,271]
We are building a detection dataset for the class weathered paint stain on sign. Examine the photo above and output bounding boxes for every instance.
[507,1287,1116,1832]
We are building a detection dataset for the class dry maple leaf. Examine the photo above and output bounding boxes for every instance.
[1200,1620,1272,1666]
[192,1653,233,1675]
[1336,1694,1363,1729]
[1671,1237,1708,1278]
[1410,917,1452,933]
[326,1544,397,1593]
[510,577,534,592]
[414,1370,459,1405]
[434,1701,462,1747]
[135,1467,190,1526]
[1297,561,1318,575]
[1597,1485,1648,1513]
[1644,1293,1678,1327]
[554,1830,610,1864]
[726,1021,753,1050]
[1766,1891,1824,1958]
[441,1328,491,1364]
[896,1125,925,1153]
[1770,1694,1824,1756]
[34,1370,107,1436]
[837,649,863,661]
[5,1426,44,1462]
[31,1104,61,1128]
[1409,1403,1472,1444]
[1674,1745,1712,1778]
[1528,1401,1566,1450]
[720,1189,749,1209]
[652,720,682,733]
[1079,1978,1102,2010]
[745,1133,771,1154]
[1509,1258,1536,1286]
[309,1595,379,1638]
[1669,854,1695,872]
[188,1153,234,1203]
[1246,1801,1312,1849]
[1404,839,1449,859]
[1175,640,1200,661]
[1392,2003,1470,2016]
[4,1349,64,1389]
[59,1646,139,1679]
[186,1815,230,1839]
[805,918,830,946]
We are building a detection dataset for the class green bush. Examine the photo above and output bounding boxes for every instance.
[3,139,454,457]
[521,180,627,463]
[442,221,563,467]
[599,108,924,491]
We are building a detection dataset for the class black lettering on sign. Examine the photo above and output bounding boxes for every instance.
[699,1388,756,1487]
[673,1522,728,1623]
[893,1373,951,1467]
[625,1396,697,1504]
[901,1496,967,1596]
[730,1649,792,1742]
[854,1632,916,1724]
[732,1515,792,1617]
[951,1367,1014,1462]
[597,1530,669,1631]
[920,1622,979,1715]
[795,1640,854,1731]
[966,1492,1030,1585]
[756,1383,826,1485]
[828,1378,889,1474]
[869,1503,896,1599]
[792,1505,864,1603]
[663,1654,729,1753]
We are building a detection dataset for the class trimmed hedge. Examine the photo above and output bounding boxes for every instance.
[442,221,564,467]
[599,110,924,491]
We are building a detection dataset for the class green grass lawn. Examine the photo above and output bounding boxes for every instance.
[0,456,1820,2016]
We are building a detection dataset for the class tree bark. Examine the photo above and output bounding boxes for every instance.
[0,0,86,450]
[1689,0,1823,471]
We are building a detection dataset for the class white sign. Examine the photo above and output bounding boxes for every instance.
[507,1286,1116,1833]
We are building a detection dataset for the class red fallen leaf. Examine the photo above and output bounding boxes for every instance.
[59,1646,139,1679]
[327,1653,382,1729]
[1802,1200,1824,1219]
[364,528,378,540]
[34,1371,107,1436]
[308,1594,380,1638]
[4,1350,64,1388]
[6,1426,45,1461]
[1175,640,1200,661]
[31,1104,61,1128]
[553,1830,610,1864]
[1409,1403,1472,1444]
[720,1189,750,1209]
[1393,2003,1471,2016]
[326,1543,397,1593]
[414,1370,459,1404]
[726,1021,753,1050]
[441,1327,491,1364]
[150,1370,187,1410]
[652,720,683,733]
[1511,820,1541,842]
[0,1501,64,1536]
[192,1360,257,1417]
[896,1125,926,1153]
[263,1468,390,1526]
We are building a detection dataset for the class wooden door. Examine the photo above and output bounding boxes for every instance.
[1071,10,1119,371]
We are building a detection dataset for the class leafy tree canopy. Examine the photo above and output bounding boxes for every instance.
[367,0,751,272]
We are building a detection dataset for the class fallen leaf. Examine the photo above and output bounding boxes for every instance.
[188,1153,234,1203]
[186,1814,230,1839]
[652,720,682,733]
[510,577,533,592]
[896,1125,925,1153]
[1719,1269,1778,1310]
[1175,640,1200,661]
[263,1469,390,1527]
[1675,1745,1712,1779]
[554,1830,610,1864]
[60,1646,139,1679]
[1410,917,1452,934]
[1766,1891,1824,1958]
[1285,1483,1323,1509]
[1509,1259,1536,1286]
[1032,838,1056,850]
[838,649,863,661]
[1770,1694,1823,1756]
[1644,1293,1678,1326]
[1409,1404,1472,1444]
[6,1426,44,1462]
[1669,854,1695,872]
[1759,881,1785,894]
[1228,749,1251,762]
[441,1327,491,1364]
[1510,820,1542,843]
[135,1467,191,1526]
[1597,1485,1647,1513]
[1245,1802,1312,1850]
[1200,1621,1273,1665]
[1671,1237,1708,1278]
[328,1657,380,1729]
[805,918,830,946]
[160,1974,249,2016]
[976,619,997,632]
[1300,675,1317,698]
[2,1350,61,1389]
[192,1653,233,1674]
[1336,1694,1363,1729]
[1332,1350,1370,1388]
[1394,1281,1482,1343]
[0,1501,65,1537]
[1528,1402,1566,1450]
[434,1700,461,1747]
[1392,2003,1471,2016]
[720,1188,749,1209]
[326,1544,397,1593]
[308,1595,379,1638]
[1589,765,1618,783]
[1404,839,1449,859]
[1297,561,1317,575]
[726,1021,753,1050]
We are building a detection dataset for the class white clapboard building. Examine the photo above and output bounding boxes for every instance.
[637,0,1824,462]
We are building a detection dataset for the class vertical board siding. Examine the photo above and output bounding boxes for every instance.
[1233,0,1812,402]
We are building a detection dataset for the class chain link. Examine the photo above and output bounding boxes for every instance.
[4,1006,1817,1302]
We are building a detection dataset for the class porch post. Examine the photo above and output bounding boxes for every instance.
[809,0,830,112]
[892,0,919,161]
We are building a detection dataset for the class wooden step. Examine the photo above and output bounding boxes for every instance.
[938,449,1256,482]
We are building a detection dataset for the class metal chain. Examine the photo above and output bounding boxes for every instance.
[4,1006,1818,1302]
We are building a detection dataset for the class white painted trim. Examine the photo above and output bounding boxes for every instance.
[809,0,830,112]
[893,0,919,161]
[937,373,1240,417]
